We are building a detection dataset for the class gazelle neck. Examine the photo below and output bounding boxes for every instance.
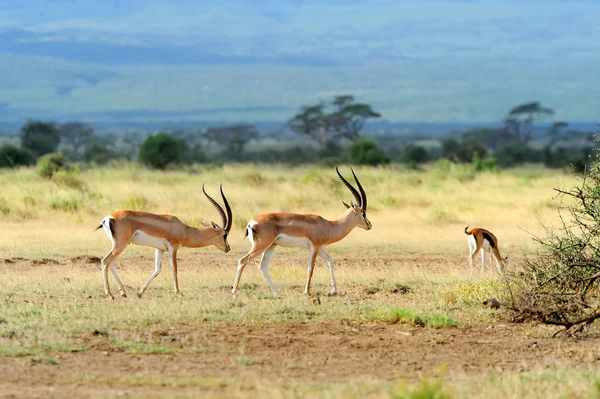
[182,225,216,248]
[328,209,360,244]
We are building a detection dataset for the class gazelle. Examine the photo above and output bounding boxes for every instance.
[464,226,508,274]
[232,166,371,296]
[96,184,232,299]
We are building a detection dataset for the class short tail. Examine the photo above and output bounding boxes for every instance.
[95,223,103,231]
[464,226,470,235]
[244,225,256,240]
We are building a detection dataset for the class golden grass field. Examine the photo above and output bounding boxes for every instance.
[1,162,599,398]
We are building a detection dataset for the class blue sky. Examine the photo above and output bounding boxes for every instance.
[0,0,599,123]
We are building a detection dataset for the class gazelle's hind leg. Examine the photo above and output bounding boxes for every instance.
[318,248,336,294]
[233,240,274,294]
[481,248,486,273]
[258,245,278,295]
[304,244,320,296]
[467,234,478,271]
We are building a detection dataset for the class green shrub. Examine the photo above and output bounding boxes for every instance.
[347,137,389,166]
[83,144,117,164]
[442,139,486,163]
[138,132,185,170]
[494,141,536,167]
[37,153,70,179]
[402,144,429,164]
[0,144,35,168]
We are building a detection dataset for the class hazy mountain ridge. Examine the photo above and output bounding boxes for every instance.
[0,0,599,123]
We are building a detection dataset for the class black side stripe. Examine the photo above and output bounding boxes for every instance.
[482,231,495,248]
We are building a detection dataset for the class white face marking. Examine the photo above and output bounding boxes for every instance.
[274,233,311,249]
[130,230,171,252]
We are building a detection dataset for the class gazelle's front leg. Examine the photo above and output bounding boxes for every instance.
[137,249,163,298]
[318,248,336,294]
[168,247,181,295]
[304,245,320,296]
[101,247,124,300]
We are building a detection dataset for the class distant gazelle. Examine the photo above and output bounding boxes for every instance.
[232,166,372,296]
[96,184,232,299]
[464,226,508,274]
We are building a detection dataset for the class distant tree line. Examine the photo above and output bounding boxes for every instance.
[0,98,594,171]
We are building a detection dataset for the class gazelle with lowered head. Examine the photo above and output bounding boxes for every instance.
[96,184,232,299]
[464,226,508,274]
[232,166,372,296]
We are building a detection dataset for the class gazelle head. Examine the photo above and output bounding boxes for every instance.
[336,166,372,230]
[202,184,233,253]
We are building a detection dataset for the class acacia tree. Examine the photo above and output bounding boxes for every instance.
[503,102,554,143]
[59,122,94,158]
[289,95,381,147]
[20,120,60,157]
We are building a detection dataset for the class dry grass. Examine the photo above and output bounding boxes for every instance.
[0,163,593,398]
[0,162,575,258]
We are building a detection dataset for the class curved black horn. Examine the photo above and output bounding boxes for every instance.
[336,165,361,207]
[202,184,227,229]
[220,184,233,233]
[351,168,367,211]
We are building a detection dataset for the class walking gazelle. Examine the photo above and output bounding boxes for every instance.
[232,166,372,296]
[464,226,508,274]
[96,184,232,299]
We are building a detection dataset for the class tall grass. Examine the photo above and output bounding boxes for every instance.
[0,162,575,259]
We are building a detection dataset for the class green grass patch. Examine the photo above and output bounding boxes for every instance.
[366,307,459,328]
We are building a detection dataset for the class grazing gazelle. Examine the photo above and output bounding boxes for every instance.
[232,166,372,296]
[96,184,232,299]
[464,226,508,274]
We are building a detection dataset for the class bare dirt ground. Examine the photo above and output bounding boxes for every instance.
[1,322,599,398]
[1,254,599,398]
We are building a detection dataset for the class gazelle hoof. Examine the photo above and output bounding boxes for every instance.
[120,292,127,298]
[107,294,115,300]
[136,292,143,298]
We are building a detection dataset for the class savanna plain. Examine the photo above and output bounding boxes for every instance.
[1,162,599,398]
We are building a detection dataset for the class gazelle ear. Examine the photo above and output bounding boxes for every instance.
[351,201,359,210]
[211,222,219,230]
[341,200,351,209]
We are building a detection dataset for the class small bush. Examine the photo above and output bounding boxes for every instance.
[0,144,35,168]
[347,137,389,166]
[138,132,185,170]
[494,141,536,167]
[402,144,429,164]
[37,153,70,179]
[83,144,117,164]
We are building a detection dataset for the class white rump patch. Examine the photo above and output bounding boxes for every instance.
[467,234,477,252]
[247,220,258,245]
[101,216,115,247]
[130,230,170,252]
[274,233,311,249]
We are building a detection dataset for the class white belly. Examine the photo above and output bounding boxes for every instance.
[130,230,170,251]
[482,239,492,252]
[274,233,311,249]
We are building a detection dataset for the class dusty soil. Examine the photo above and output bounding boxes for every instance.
[1,321,599,398]
[0,253,598,398]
